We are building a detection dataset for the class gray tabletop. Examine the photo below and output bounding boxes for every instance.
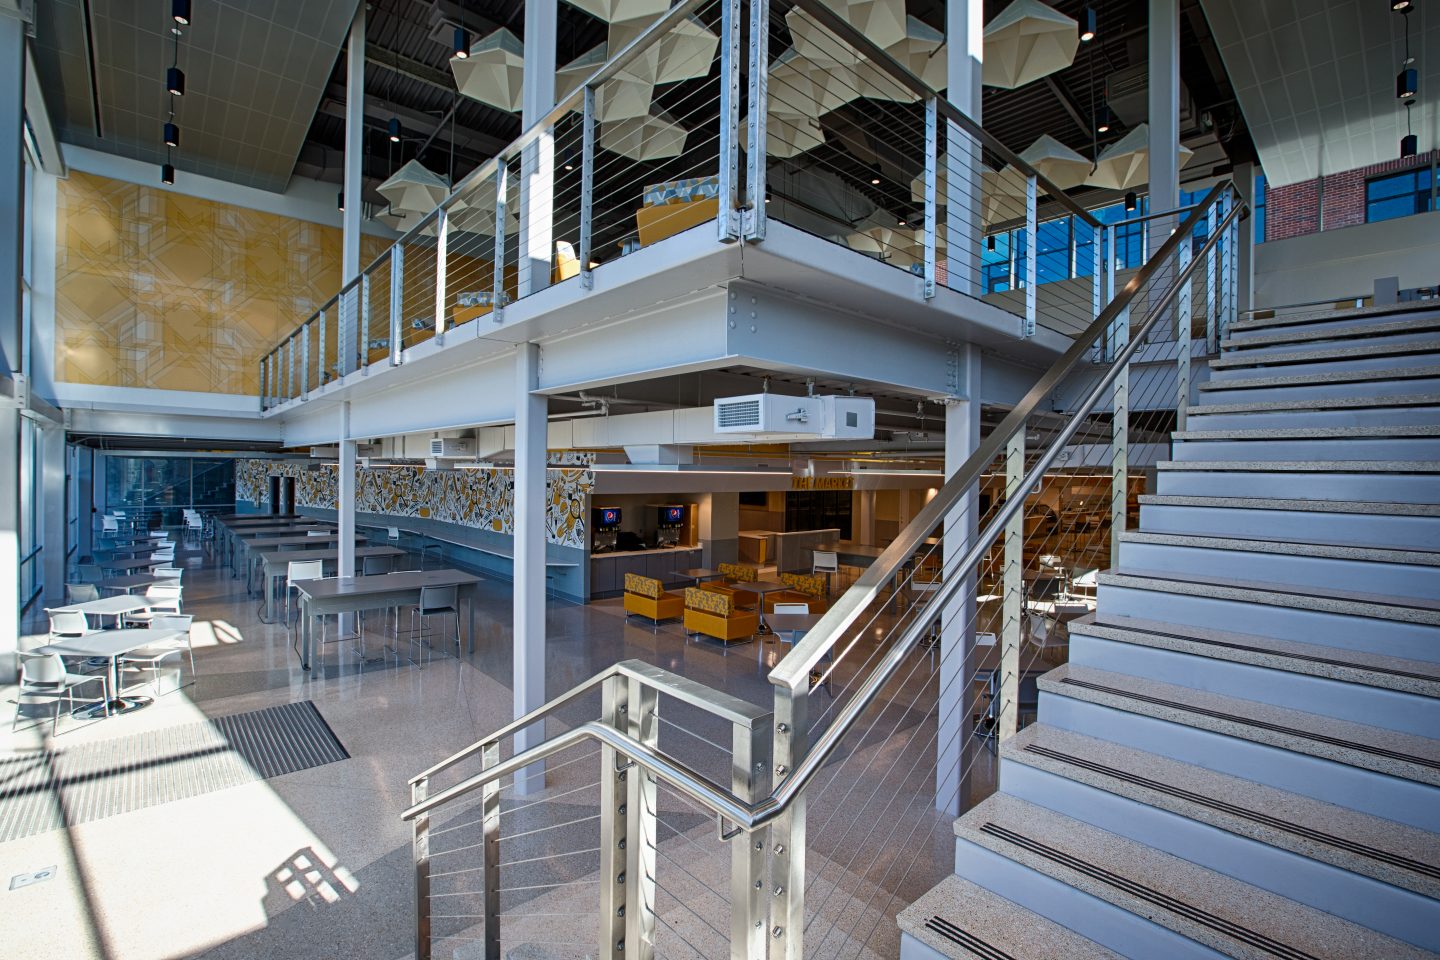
[676,567,724,581]
[38,627,184,659]
[53,595,149,617]
[96,574,178,593]
[96,557,161,572]
[766,613,823,633]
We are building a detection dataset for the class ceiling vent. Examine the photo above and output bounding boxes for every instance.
[1105,65,1197,132]
[713,395,875,440]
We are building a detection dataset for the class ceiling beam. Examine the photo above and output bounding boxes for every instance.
[365,46,457,94]
[320,84,511,156]
[1043,75,1093,140]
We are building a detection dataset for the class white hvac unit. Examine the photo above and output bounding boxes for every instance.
[713,395,874,440]
[429,437,476,459]
[310,443,382,458]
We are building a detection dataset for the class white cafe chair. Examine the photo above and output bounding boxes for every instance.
[13,652,109,734]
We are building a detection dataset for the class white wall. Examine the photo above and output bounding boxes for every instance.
[1254,210,1440,307]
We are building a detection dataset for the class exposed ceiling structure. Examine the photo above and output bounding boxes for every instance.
[1199,0,1437,187]
[32,0,363,192]
[31,0,1251,203]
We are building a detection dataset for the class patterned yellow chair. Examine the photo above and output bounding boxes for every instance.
[623,573,684,625]
[764,572,830,614]
[684,586,758,645]
[712,562,760,609]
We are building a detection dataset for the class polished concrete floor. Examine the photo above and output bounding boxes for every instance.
[2,543,997,960]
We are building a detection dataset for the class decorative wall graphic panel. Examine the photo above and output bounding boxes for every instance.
[236,460,593,548]
[55,171,389,395]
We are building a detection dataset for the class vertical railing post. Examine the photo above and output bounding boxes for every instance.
[411,775,433,960]
[730,712,771,960]
[769,686,807,960]
[922,96,938,300]
[434,208,449,344]
[1206,194,1221,353]
[1176,239,1193,429]
[1023,174,1037,337]
[480,742,501,960]
[1105,224,1118,361]
[1091,223,1104,318]
[580,86,596,290]
[493,163,508,323]
[317,308,327,386]
[301,321,311,397]
[286,337,295,400]
[745,0,769,241]
[716,0,742,242]
[597,676,629,960]
[390,248,405,366]
[1225,194,1239,340]
[1111,309,1130,569]
[1000,431,1023,741]
[259,355,268,411]
[623,676,659,960]
[360,274,371,372]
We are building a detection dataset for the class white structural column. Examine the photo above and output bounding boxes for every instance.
[1234,161,1255,313]
[341,6,364,375]
[0,10,24,683]
[513,343,548,793]
[944,0,983,295]
[40,424,65,606]
[1147,0,1180,251]
[518,0,556,298]
[936,345,982,816]
[338,401,356,589]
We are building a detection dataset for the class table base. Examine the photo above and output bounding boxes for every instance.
[77,696,154,719]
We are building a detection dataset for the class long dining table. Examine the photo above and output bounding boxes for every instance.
[255,546,406,622]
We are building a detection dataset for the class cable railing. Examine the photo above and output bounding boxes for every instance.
[255,0,1192,411]
[401,176,1244,959]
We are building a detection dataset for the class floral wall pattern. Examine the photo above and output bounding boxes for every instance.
[235,459,593,548]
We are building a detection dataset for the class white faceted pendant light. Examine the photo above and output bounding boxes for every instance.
[377,159,451,215]
[1087,123,1195,191]
[561,0,669,24]
[558,44,655,121]
[767,49,863,118]
[608,13,719,86]
[854,15,947,102]
[742,110,825,158]
[982,0,1078,90]
[785,0,908,66]
[600,110,689,161]
[451,28,525,112]
[1019,134,1092,191]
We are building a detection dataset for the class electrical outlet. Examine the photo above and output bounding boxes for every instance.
[9,866,57,891]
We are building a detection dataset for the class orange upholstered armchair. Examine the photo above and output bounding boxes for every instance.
[684,587,758,644]
[623,573,684,625]
[764,572,830,614]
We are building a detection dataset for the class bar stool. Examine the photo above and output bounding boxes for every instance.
[401,584,460,665]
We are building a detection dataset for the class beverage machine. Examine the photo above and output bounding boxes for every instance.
[653,504,685,548]
[592,506,621,553]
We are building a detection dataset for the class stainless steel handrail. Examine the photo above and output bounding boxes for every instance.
[401,185,1244,832]
[770,180,1232,689]
[787,0,1102,230]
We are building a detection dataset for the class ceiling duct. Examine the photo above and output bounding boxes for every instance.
[1104,65,1197,132]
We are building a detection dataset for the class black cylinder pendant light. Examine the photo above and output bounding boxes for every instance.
[172,0,191,24]
[1124,191,1138,212]
[162,162,176,185]
[453,27,470,59]
[163,122,179,147]
[1397,66,1418,101]
[167,66,185,96]
[388,117,402,143]
[1391,0,1412,11]
[1079,6,1097,42]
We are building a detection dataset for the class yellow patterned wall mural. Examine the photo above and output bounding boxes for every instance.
[235,459,593,549]
[55,171,388,395]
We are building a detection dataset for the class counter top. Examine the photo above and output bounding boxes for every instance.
[591,545,700,559]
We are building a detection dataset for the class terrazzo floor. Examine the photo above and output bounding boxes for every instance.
[1,545,997,960]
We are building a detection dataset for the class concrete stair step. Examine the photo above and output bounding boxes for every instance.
[1001,724,1440,944]
[1136,495,1440,551]
[953,792,1436,959]
[898,874,1123,960]
[1223,316,1440,352]
[1171,425,1440,462]
[1232,300,1440,334]
[1184,393,1440,430]
[1210,339,1440,377]
[1155,460,1440,504]
[1116,530,1440,600]
[1038,664,1440,832]
[1069,625,1440,738]
[1197,364,1440,403]
[1097,567,1440,662]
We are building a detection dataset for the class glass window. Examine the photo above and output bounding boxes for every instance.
[981,230,1013,294]
[1254,173,1266,244]
[103,456,236,529]
[1036,217,1072,284]
[1366,168,1433,223]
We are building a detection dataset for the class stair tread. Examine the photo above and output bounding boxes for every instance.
[1078,611,1440,696]
[1138,494,1440,517]
[1158,459,1440,472]
[899,874,1123,960]
[1173,424,1440,440]
[1210,339,1440,369]
[956,792,1436,960]
[1233,300,1440,331]
[1039,663,1440,786]
[1117,530,1440,566]
[1100,567,1440,621]
[1004,724,1440,902]
[1224,316,1440,349]
[1189,393,1440,415]
[1199,364,1440,390]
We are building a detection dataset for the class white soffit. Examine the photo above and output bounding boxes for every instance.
[1199,0,1438,187]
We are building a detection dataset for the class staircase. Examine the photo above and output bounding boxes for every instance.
[900,299,1440,959]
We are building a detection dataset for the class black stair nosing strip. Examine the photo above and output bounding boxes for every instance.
[1081,619,1440,684]
[1055,676,1440,773]
[923,916,1017,960]
[1199,365,1440,388]
[1104,569,1439,617]
[1212,340,1440,367]
[1020,743,1440,883]
[977,822,1321,960]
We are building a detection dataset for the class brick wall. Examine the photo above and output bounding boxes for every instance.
[1265,150,1437,242]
